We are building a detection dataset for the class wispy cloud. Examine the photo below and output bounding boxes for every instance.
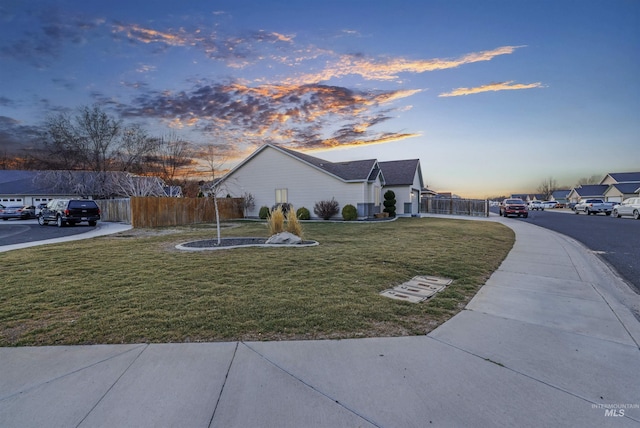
[287,46,526,84]
[439,81,544,97]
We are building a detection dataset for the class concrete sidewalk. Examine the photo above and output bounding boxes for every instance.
[1,219,639,427]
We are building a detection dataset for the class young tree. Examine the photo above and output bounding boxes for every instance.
[198,143,228,245]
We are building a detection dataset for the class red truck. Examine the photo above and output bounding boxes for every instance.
[500,198,528,218]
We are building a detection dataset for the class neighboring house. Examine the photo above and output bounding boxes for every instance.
[603,183,640,203]
[0,170,75,207]
[378,159,423,216]
[600,172,640,186]
[550,189,570,206]
[218,144,424,219]
[599,172,640,203]
[566,185,609,204]
[0,170,177,204]
[566,172,640,204]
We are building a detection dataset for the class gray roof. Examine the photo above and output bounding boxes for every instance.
[608,183,640,194]
[573,184,609,197]
[605,172,640,183]
[0,170,53,194]
[276,145,380,182]
[551,189,570,199]
[377,159,421,186]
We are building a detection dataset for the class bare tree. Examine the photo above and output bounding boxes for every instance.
[105,173,166,197]
[151,134,194,184]
[33,170,111,198]
[198,144,228,245]
[537,177,558,200]
[113,124,157,173]
[37,105,121,177]
[576,175,601,186]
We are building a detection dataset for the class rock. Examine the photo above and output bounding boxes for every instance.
[265,232,302,245]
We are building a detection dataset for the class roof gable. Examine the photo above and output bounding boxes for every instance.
[378,159,422,187]
[573,184,609,197]
[607,183,640,194]
[604,172,640,184]
[223,144,382,184]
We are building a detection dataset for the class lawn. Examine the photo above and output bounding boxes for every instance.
[0,217,514,346]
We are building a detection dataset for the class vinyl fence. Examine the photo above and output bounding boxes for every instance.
[95,197,244,228]
[420,198,489,217]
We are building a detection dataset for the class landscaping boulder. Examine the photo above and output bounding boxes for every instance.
[265,231,302,245]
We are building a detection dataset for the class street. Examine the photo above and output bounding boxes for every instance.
[0,219,96,246]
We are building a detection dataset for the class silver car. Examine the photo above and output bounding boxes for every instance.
[0,205,37,220]
[613,198,640,220]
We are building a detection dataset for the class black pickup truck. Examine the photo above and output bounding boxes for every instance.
[38,199,101,227]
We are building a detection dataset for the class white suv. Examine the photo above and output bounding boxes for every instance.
[613,198,640,220]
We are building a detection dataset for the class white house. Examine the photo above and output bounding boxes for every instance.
[218,144,424,219]
[378,159,423,216]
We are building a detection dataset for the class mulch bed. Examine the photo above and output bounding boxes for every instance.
[180,237,317,248]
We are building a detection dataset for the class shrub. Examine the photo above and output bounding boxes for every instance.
[342,204,357,221]
[267,205,285,235]
[383,190,396,217]
[286,207,304,238]
[259,206,270,219]
[296,207,311,220]
[271,202,292,216]
[314,198,339,220]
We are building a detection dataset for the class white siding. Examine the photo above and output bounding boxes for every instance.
[222,146,376,218]
[382,168,422,215]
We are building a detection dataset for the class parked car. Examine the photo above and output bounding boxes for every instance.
[613,198,640,220]
[500,198,528,218]
[542,201,558,209]
[38,199,101,227]
[528,201,544,210]
[0,205,36,220]
[573,199,612,215]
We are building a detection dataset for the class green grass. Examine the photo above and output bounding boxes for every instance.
[0,218,514,346]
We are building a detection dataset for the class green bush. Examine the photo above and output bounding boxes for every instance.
[259,206,270,219]
[296,207,311,220]
[383,190,396,217]
[342,204,357,221]
[314,198,339,220]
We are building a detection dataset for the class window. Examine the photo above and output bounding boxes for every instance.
[375,186,380,206]
[275,188,288,203]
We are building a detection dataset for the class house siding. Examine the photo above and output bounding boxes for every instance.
[222,146,379,218]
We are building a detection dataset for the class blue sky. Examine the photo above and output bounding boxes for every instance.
[1,0,638,197]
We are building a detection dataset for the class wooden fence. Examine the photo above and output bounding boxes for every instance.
[95,197,244,228]
[420,198,489,217]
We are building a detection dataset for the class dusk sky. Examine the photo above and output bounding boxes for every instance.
[1,0,638,197]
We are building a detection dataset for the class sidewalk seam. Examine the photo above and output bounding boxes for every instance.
[240,341,384,428]
[208,341,239,427]
[0,344,147,403]
[75,344,148,428]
